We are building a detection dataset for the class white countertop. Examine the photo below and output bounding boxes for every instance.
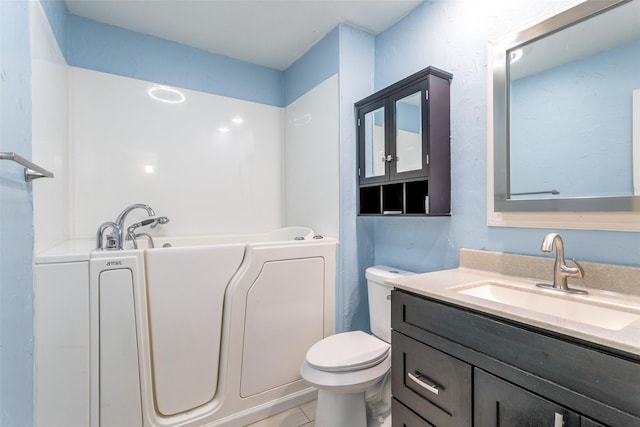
[388,266,640,357]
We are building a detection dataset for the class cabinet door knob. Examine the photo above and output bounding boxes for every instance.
[382,154,394,162]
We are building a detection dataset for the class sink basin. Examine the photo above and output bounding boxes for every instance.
[451,281,640,331]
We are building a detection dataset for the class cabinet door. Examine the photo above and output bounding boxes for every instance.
[390,81,428,181]
[358,99,389,185]
[474,369,580,427]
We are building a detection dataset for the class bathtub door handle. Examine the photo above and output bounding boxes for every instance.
[407,371,441,395]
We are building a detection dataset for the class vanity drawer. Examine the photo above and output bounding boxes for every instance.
[392,330,472,427]
[392,398,433,427]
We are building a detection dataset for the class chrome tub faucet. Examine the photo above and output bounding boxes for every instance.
[96,221,119,250]
[115,204,156,248]
[96,204,169,250]
[537,233,587,294]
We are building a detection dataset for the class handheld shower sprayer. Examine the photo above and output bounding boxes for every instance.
[126,216,170,249]
[150,216,170,228]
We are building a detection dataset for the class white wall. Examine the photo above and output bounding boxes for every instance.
[284,75,339,237]
[32,0,69,253]
[69,67,284,238]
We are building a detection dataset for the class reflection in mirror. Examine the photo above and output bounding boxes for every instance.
[364,106,385,178]
[491,0,640,212]
[395,91,422,174]
[509,0,640,200]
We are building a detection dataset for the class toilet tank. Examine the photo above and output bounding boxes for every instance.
[366,265,415,343]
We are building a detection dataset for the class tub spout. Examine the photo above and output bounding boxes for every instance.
[96,221,119,250]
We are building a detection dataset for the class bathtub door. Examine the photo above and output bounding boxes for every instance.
[144,244,245,416]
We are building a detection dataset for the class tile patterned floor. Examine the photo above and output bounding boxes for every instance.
[244,400,316,427]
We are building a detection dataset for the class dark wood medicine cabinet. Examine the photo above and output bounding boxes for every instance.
[356,66,452,216]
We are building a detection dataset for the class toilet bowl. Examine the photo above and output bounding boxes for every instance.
[300,265,415,427]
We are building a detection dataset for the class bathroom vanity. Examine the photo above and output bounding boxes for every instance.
[388,249,640,427]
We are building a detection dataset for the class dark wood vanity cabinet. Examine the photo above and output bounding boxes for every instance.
[475,369,581,426]
[391,290,640,427]
[356,67,452,216]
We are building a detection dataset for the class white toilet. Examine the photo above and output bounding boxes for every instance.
[300,265,415,427]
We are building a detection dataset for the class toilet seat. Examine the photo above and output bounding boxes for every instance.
[306,331,390,372]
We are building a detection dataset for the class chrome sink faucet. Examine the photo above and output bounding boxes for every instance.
[537,233,587,294]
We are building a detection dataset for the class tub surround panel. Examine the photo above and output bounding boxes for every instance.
[70,67,283,239]
[32,0,69,253]
[284,74,339,238]
[67,14,284,107]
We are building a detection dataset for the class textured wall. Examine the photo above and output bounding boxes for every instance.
[338,25,376,332]
[0,0,34,425]
[370,0,640,272]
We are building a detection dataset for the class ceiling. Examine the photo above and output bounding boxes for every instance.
[64,0,424,71]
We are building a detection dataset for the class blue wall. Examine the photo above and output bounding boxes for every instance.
[369,0,640,273]
[0,1,34,425]
[5,2,640,424]
[337,25,376,332]
[67,15,285,107]
[511,39,640,198]
[39,0,67,54]
[44,1,343,109]
[284,27,339,105]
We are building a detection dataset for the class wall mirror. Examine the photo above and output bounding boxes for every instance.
[489,0,640,226]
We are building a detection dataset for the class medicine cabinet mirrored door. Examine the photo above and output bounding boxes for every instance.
[360,100,387,184]
[356,66,452,216]
[390,84,427,180]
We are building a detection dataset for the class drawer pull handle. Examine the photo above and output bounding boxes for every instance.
[407,371,441,395]
[554,412,563,427]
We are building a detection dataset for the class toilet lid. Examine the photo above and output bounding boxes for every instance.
[306,331,390,372]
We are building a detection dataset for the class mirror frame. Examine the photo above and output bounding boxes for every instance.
[488,0,640,231]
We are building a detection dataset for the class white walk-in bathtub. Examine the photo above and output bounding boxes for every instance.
[34,228,336,427]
